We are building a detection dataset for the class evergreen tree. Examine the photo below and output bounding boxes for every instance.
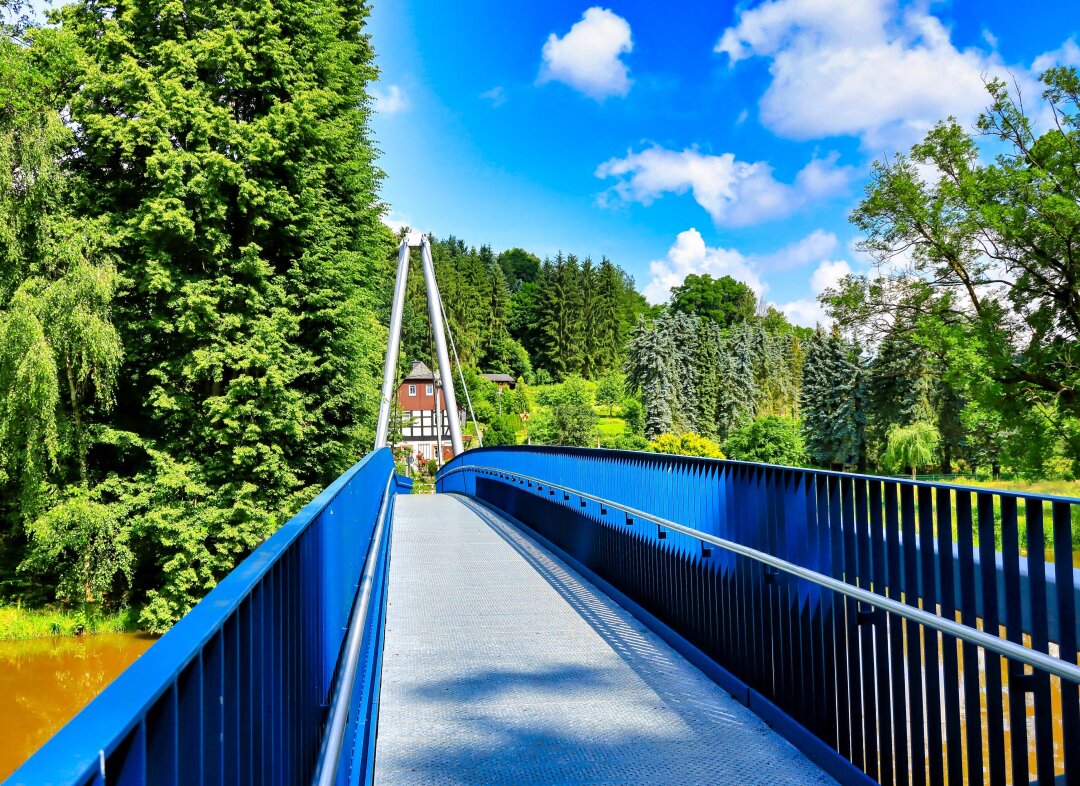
[625,316,675,438]
[800,328,866,468]
[51,0,393,629]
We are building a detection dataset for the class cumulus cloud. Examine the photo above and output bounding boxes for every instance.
[539,7,633,100]
[776,259,853,327]
[372,85,409,114]
[643,229,764,304]
[714,0,1048,149]
[1032,38,1080,72]
[596,146,852,226]
[643,228,842,305]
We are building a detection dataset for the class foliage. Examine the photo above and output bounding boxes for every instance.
[484,415,519,447]
[596,372,624,416]
[532,376,597,447]
[621,398,645,436]
[0,0,393,631]
[20,488,133,605]
[648,432,725,459]
[800,328,865,469]
[830,66,1080,471]
[723,416,806,466]
[883,422,941,479]
[0,603,140,641]
[670,273,757,327]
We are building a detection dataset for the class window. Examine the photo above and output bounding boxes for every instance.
[407,384,416,396]
[426,384,433,395]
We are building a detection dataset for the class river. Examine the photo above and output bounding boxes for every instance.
[0,632,156,780]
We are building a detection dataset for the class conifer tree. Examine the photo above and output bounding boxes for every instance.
[625,316,675,438]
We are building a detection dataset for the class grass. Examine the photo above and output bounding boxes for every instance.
[0,604,141,641]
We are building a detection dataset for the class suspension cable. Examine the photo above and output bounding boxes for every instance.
[435,285,483,447]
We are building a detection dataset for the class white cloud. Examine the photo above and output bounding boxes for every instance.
[715,0,1043,149]
[480,86,507,107]
[372,85,409,114]
[643,228,765,304]
[1033,38,1080,72]
[776,258,853,327]
[380,211,412,235]
[596,146,852,226]
[538,7,633,100]
[643,228,842,305]
[760,229,838,270]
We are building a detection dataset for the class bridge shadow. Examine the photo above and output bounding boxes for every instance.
[373,495,834,786]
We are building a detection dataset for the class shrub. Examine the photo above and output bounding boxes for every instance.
[723,416,806,466]
[648,432,724,459]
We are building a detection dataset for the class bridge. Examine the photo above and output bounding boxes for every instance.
[9,445,1080,785]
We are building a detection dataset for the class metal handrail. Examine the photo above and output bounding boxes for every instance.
[440,463,1080,685]
[312,470,395,786]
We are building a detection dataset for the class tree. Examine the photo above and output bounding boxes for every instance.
[836,66,1080,465]
[723,416,807,467]
[883,422,941,480]
[596,372,624,416]
[800,328,866,469]
[497,247,541,286]
[483,415,518,447]
[670,273,757,327]
[648,432,725,459]
[625,316,675,438]
[44,0,394,630]
[533,376,597,446]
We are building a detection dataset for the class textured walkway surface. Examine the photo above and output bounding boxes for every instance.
[374,494,836,786]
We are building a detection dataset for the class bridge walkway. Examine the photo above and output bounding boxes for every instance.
[374,494,836,786]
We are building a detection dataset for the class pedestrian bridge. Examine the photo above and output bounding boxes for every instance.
[10,447,1080,786]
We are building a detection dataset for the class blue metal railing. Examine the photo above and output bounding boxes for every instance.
[9,448,403,786]
[439,446,1080,786]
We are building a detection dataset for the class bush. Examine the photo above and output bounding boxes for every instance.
[649,432,724,458]
[621,398,644,435]
[484,415,519,446]
[532,376,598,447]
[425,459,439,477]
[723,416,806,466]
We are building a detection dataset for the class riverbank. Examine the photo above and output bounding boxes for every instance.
[0,605,142,641]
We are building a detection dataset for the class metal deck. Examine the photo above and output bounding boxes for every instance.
[374,494,837,785]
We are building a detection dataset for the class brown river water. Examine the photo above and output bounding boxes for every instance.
[0,632,156,780]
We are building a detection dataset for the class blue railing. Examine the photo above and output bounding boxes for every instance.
[439,446,1080,786]
[9,447,404,786]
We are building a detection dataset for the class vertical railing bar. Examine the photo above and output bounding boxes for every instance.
[977,493,1007,784]
[935,486,963,786]
[956,491,984,783]
[1052,500,1080,783]
[918,484,944,786]
[1025,498,1055,782]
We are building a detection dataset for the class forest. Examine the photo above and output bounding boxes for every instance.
[2,0,1079,637]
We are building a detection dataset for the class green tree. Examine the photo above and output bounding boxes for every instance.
[625,316,675,438]
[596,372,624,416]
[723,415,807,466]
[800,328,866,469]
[883,422,941,480]
[533,376,597,446]
[836,66,1080,466]
[45,0,394,630]
[670,273,756,327]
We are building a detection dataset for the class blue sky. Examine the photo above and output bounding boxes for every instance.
[368,0,1080,324]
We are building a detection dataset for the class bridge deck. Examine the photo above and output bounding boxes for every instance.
[374,494,836,785]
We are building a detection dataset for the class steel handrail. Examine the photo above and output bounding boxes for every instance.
[440,463,1080,685]
[311,470,395,786]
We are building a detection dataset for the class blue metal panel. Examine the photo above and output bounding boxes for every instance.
[8,448,399,786]
[439,446,1080,786]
